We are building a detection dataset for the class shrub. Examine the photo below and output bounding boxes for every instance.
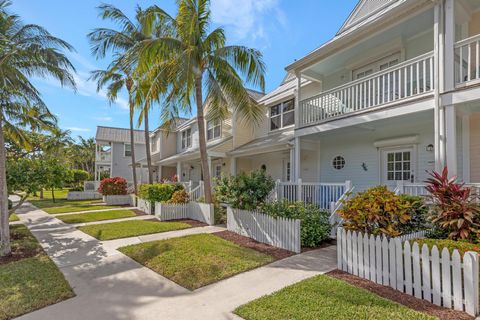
[138,183,178,203]
[68,169,90,189]
[98,177,127,196]
[167,189,190,204]
[398,195,430,234]
[338,186,412,237]
[425,167,480,241]
[214,170,275,210]
[411,238,480,256]
[261,201,331,247]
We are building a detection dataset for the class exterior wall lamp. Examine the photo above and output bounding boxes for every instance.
[426,144,434,152]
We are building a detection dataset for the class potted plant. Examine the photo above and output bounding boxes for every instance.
[98,177,131,205]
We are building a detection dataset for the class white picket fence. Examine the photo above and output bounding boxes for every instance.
[67,191,102,200]
[155,202,214,225]
[137,197,153,215]
[337,228,479,316]
[227,207,301,253]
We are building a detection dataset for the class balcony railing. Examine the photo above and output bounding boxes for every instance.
[299,52,435,128]
[96,153,111,162]
[455,34,480,86]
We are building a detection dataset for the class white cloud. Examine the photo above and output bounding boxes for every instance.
[210,0,286,42]
[93,116,113,122]
[66,127,91,132]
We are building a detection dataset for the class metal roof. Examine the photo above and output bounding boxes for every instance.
[95,126,146,144]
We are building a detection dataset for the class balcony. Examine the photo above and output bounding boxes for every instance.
[455,34,480,87]
[299,52,435,128]
[96,152,111,163]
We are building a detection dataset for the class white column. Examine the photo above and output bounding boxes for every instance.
[445,105,457,177]
[434,3,444,171]
[176,162,182,182]
[289,147,295,182]
[230,157,237,176]
[463,115,471,183]
[444,0,455,92]
[294,72,301,128]
[294,137,301,181]
[207,156,212,180]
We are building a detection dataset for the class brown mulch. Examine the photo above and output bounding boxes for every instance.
[212,230,295,260]
[0,231,43,266]
[327,270,474,320]
[131,209,147,216]
[302,239,336,252]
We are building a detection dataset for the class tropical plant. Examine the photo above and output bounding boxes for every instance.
[339,186,412,237]
[261,201,331,247]
[0,1,76,256]
[398,195,430,234]
[138,183,178,203]
[68,169,90,190]
[214,171,275,210]
[425,167,480,241]
[167,189,190,204]
[136,0,266,203]
[43,159,72,202]
[98,177,128,196]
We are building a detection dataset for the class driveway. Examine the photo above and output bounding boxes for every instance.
[15,203,337,320]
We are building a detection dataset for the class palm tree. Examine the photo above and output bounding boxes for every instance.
[88,4,159,190]
[136,0,266,203]
[0,1,76,256]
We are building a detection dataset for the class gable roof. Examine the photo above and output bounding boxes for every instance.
[337,0,404,35]
[96,126,146,144]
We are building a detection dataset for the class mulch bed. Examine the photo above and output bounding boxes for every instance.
[131,209,147,216]
[327,270,474,320]
[213,230,295,260]
[302,239,336,253]
[0,233,43,266]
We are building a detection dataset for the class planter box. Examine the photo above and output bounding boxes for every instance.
[137,197,153,215]
[103,195,132,206]
[155,202,214,225]
[67,191,102,201]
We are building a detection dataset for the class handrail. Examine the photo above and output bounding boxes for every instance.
[455,33,480,48]
[302,52,434,101]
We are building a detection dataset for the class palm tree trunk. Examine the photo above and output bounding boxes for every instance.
[195,77,212,203]
[129,103,138,195]
[144,107,153,183]
[0,118,11,256]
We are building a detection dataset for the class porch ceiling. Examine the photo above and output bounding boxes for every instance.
[305,8,433,77]
[228,131,294,157]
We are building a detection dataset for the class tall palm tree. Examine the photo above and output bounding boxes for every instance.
[137,0,266,203]
[0,1,76,256]
[88,4,158,190]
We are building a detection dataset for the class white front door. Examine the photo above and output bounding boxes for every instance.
[381,147,415,189]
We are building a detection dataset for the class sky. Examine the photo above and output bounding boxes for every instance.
[11,0,358,139]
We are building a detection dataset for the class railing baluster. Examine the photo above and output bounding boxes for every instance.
[468,44,472,82]
[477,40,480,80]
[460,46,464,83]
[422,60,426,93]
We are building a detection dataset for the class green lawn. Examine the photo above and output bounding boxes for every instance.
[42,204,117,214]
[235,275,435,320]
[0,225,74,320]
[28,188,70,201]
[56,209,138,224]
[79,220,192,240]
[119,233,274,290]
[9,214,19,222]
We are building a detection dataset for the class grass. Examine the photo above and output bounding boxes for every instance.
[8,214,19,222]
[235,275,435,320]
[55,209,138,224]
[119,233,274,290]
[79,220,192,240]
[0,225,74,320]
[42,204,117,214]
[410,238,480,256]
[28,188,70,200]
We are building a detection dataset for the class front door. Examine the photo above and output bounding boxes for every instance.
[381,148,415,189]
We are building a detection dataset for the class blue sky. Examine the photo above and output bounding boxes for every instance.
[11,0,358,139]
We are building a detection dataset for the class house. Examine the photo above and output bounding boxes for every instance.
[94,0,480,200]
[94,126,149,184]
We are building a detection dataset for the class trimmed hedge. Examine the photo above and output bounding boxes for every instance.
[98,177,127,196]
[410,238,480,256]
[261,200,331,248]
[138,183,183,203]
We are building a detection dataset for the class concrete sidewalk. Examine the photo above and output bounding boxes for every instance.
[15,203,337,320]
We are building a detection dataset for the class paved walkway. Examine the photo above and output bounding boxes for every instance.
[14,203,337,320]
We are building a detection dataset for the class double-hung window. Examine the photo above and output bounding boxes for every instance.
[181,128,192,149]
[124,143,132,157]
[207,120,221,140]
[270,99,295,131]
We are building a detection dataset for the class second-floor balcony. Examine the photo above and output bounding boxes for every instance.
[96,151,111,163]
[455,34,480,87]
[299,52,435,128]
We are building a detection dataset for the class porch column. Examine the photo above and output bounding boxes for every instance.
[294,137,301,181]
[445,105,457,177]
[433,2,445,171]
[462,115,470,183]
[444,0,455,92]
[230,157,237,176]
[289,147,295,182]
[176,162,182,182]
[294,71,301,128]
[207,156,212,180]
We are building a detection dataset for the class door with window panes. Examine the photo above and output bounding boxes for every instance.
[381,148,415,189]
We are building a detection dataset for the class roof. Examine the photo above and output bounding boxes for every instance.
[258,77,311,106]
[285,0,425,72]
[96,126,146,144]
[246,89,265,102]
[228,130,294,157]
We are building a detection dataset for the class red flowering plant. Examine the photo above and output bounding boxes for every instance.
[98,177,128,196]
[425,167,480,241]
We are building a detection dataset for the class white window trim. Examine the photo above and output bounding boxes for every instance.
[214,164,222,178]
[377,144,418,185]
[352,52,401,80]
[181,128,192,150]
[269,99,295,132]
[207,119,222,141]
[124,143,132,157]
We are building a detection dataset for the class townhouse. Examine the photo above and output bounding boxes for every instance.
[94,0,480,199]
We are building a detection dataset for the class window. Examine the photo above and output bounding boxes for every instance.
[270,99,295,131]
[353,53,400,79]
[181,128,192,149]
[386,151,411,181]
[286,161,291,181]
[332,156,345,170]
[214,164,222,179]
[124,143,131,157]
[207,120,221,140]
